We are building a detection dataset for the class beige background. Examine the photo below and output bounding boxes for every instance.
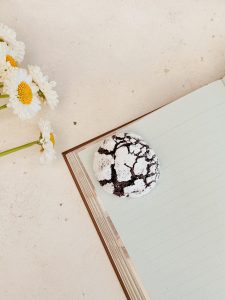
[1,1,225,299]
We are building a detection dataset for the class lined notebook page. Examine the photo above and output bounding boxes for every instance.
[79,80,225,300]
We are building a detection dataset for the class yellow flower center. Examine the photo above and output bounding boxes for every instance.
[17,81,33,105]
[6,55,17,67]
[50,133,55,145]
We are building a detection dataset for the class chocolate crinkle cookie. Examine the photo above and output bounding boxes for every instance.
[93,132,160,198]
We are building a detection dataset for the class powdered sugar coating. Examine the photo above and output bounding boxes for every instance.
[94,152,114,181]
[93,132,160,198]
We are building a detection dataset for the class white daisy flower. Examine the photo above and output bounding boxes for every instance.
[28,65,59,109]
[4,68,41,120]
[0,41,24,83]
[0,119,57,164]
[0,23,25,63]
[0,23,16,44]
[39,119,56,163]
[0,42,18,68]
[10,40,25,63]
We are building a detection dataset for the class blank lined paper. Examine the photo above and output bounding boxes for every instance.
[79,80,225,300]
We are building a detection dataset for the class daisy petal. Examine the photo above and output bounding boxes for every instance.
[4,68,41,120]
[39,119,56,163]
[28,65,59,109]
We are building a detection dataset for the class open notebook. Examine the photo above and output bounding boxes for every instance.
[63,78,225,300]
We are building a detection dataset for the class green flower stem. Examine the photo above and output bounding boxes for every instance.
[0,83,3,88]
[0,94,9,98]
[0,104,7,110]
[0,140,39,157]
